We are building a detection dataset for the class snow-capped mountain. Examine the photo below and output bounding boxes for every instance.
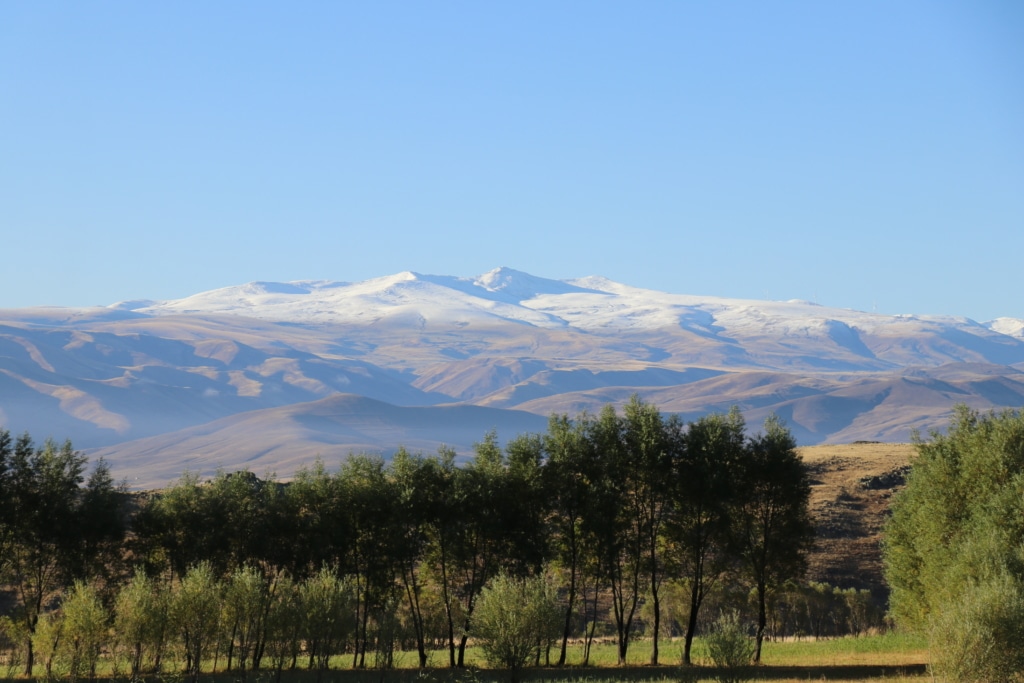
[112,267,1016,356]
[120,267,1004,337]
[3,267,1024,487]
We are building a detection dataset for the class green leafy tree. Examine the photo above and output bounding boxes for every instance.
[206,470,288,575]
[113,569,171,678]
[387,448,436,668]
[261,573,303,683]
[732,415,814,662]
[299,566,356,681]
[76,458,129,586]
[172,562,222,683]
[139,470,290,580]
[450,431,511,667]
[885,406,1024,682]
[0,430,13,575]
[621,396,675,665]
[2,435,126,675]
[31,610,61,680]
[669,408,745,665]
[56,580,109,683]
[500,432,551,578]
[284,460,347,577]
[337,455,398,668]
[136,472,213,578]
[222,565,272,677]
[586,404,644,666]
[420,446,463,668]
[542,412,599,666]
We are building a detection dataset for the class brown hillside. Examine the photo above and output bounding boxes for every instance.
[798,442,916,596]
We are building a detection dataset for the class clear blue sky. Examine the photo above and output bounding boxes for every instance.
[2,2,1022,321]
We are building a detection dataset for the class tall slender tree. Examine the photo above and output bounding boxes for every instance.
[387,447,433,668]
[733,415,813,662]
[587,405,643,666]
[337,455,397,668]
[113,568,171,678]
[621,396,674,665]
[451,432,507,667]
[172,562,222,683]
[420,446,463,668]
[543,413,597,666]
[669,408,745,665]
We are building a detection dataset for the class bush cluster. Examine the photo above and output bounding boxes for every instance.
[885,406,1024,682]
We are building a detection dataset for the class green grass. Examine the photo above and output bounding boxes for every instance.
[756,631,928,666]
[0,633,929,683]
[454,631,927,669]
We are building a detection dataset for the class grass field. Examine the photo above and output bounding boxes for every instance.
[0,633,928,683]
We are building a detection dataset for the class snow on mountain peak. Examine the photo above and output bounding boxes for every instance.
[472,267,599,300]
[118,269,1024,345]
[989,317,1024,338]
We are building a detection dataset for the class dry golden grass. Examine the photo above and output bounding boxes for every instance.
[798,442,916,592]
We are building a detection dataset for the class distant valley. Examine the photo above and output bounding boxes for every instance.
[2,268,1023,488]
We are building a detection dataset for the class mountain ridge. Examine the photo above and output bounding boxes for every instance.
[2,268,1023,486]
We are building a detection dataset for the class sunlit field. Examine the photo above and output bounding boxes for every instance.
[0,632,928,683]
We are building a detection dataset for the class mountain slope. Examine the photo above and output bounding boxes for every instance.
[2,267,1023,485]
[90,394,549,489]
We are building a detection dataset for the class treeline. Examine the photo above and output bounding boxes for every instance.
[0,398,869,679]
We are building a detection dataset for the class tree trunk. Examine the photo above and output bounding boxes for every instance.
[24,637,34,677]
[582,582,598,666]
[754,580,767,663]
[558,556,577,666]
[402,567,428,668]
[132,641,143,678]
[683,576,702,665]
[444,601,457,667]
[227,622,237,671]
[650,574,661,665]
[357,601,370,669]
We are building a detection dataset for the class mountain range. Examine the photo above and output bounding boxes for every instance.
[2,267,1023,488]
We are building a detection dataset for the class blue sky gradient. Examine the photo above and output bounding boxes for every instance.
[2,2,1022,320]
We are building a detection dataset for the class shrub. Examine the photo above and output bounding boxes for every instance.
[59,581,109,682]
[704,611,755,683]
[928,572,1024,683]
[113,569,171,679]
[472,572,560,683]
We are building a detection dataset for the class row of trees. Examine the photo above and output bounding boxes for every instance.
[19,564,375,683]
[1,398,818,677]
[7,568,878,683]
